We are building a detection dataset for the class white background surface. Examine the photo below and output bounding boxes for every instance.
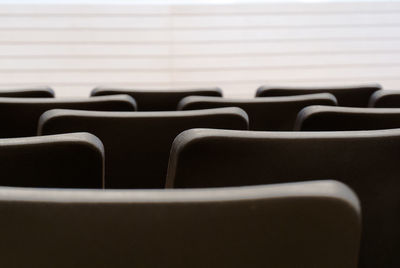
[0,1,399,97]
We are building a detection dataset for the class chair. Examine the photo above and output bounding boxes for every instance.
[256,83,381,107]
[0,132,103,188]
[38,107,249,189]
[166,128,400,267]
[368,90,400,107]
[0,180,360,268]
[0,86,55,98]
[91,87,223,111]
[0,95,136,138]
[295,105,400,131]
[177,93,337,130]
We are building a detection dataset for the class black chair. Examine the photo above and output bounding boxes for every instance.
[368,90,400,107]
[177,93,337,130]
[0,95,136,138]
[38,108,249,189]
[166,128,400,267]
[0,86,55,98]
[295,105,400,131]
[0,180,360,268]
[0,132,103,188]
[91,86,223,111]
[256,83,381,107]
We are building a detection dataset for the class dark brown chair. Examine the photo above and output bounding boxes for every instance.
[91,87,223,111]
[368,90,400,107]
[0,95,136,138]
[178,93,337,130]
[256,83,381,107]
[38,108,248,189]
[166,128,400,267]
[0,180,360,268]
[0,132,104,188]
[0,86,55,98]
[295,105,400,131]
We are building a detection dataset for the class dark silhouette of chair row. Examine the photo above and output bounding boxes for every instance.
[2,84,400,267]
[255,83,382,107]
[0,95,136,138]
[2,84,397,134]
[6,84,400,109]
[91,86,223,111]
[177,93,336,130]
[38,107,248,189]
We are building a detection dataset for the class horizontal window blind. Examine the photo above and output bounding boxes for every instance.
[0,1,399,97]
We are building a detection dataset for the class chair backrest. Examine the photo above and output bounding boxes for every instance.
[178,93,337,130]
[166,128,400,267]
[0,86,55,98]
[38,108,249,189]
[0,132,104,188]
[0,180,360,268]
[0,95,136,138]
[91,87,223,111]
[368,90,400,107]
[256,83,381,107]
[295,105,400,131]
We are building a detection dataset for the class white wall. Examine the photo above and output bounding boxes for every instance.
[0,1,399,97]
